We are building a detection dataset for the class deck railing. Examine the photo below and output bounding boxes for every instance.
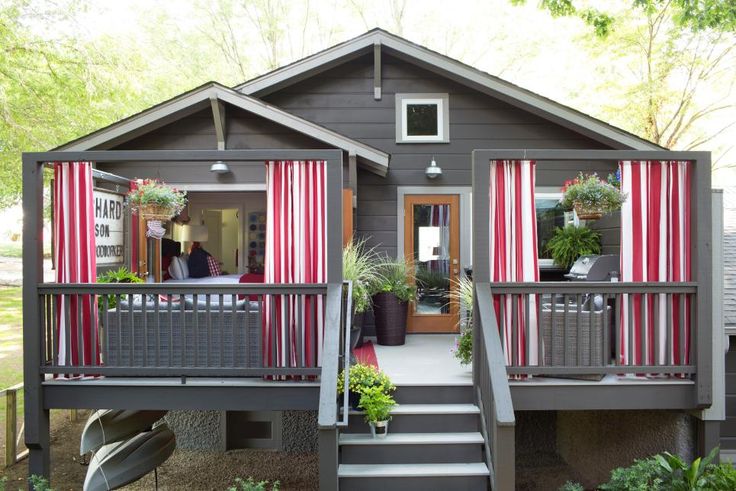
[474,283,515,491]
[490,282,698,378]
[36,282,338,378]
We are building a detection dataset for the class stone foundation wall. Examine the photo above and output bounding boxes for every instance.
[165,410,224,451]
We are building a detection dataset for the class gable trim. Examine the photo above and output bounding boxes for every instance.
[57,83,389,176]
[236,29,661,151]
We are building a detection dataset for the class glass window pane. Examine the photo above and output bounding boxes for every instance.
[536,197,571,261]
[406,104,439,136]
[412,204,450,314]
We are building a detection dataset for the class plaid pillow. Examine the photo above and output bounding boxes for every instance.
[207,254,222,276]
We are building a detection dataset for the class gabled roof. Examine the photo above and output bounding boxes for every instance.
[236,28,662,151]
[57,82,390,175]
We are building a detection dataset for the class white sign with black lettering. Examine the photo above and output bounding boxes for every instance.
[94,190,125,265]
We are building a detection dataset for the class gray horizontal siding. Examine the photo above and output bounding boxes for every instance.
[265,53,616,255]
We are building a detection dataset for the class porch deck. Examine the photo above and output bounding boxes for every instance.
[375,334,695,411]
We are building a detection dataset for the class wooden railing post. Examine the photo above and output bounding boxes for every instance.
[5,387,17,467]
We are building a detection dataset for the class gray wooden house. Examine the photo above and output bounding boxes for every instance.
[23,29,722,490]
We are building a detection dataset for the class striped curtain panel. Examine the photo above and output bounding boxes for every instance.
[619,160,692,366]
[53,161,100,373]
[264,160,326,370]
[489,160,540,367]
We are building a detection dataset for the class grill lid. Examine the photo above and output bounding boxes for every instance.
[565,254,619,281]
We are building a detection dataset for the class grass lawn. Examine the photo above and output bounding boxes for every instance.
[0,242,23,258]
[1,286,24,456]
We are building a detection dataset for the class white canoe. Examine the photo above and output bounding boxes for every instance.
[80,409,168,454]
[83,423,176,491]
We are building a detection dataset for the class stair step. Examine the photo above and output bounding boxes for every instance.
[345,403,480,416]
[338,462,489,478]
[340,432,484,445]
[392,384,474,404]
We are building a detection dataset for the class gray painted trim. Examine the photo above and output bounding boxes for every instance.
[236,29,661,151]
[210,97,226,150]
[395,186,472,270]
[395,93,450,143]
[373,42,382,100]
[174,183,267,192]
[56,83,389,176]
[510,383,697,410]
[703,190,725,421]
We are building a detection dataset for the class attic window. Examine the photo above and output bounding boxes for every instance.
[396,94,449,143]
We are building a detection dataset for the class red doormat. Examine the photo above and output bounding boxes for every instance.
[353,341,379,367]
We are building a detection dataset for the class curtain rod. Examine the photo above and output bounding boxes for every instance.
[42,162,131,187]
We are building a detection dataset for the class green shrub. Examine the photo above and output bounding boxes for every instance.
[227,477,280,491]
[28,475,53,491]
[97,266,143,310]
[545,225,601,269]
[452,328,473,366]
[598,447,736,491]
[558,482,584,491]
[337,363,395,396]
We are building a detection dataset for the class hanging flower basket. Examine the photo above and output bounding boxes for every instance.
[127,179,187,221]
[560,172,627,221]
[573,202,604,221]
[138,204,177,221]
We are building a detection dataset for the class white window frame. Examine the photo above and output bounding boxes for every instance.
[395,93,449,143]
[536,189,579,269]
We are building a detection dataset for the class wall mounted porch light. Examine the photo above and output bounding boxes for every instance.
[210,160,230,174]
[425,157,442,179]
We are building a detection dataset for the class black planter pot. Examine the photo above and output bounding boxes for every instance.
[373,292,408,346]
[350,311,365,350]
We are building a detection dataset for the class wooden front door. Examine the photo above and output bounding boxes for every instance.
[404,194,460,333]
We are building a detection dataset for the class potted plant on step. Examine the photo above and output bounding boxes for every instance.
[359,385,396,439]
[370,256,416,346]
[560,172,626,220]
[337,363,395,410]
[545,225,601,270]
[343,238,382,349]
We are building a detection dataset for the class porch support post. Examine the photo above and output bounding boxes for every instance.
[697,419,721,462]
[319,427,339,490]
[471,150,491,388]
[22,154,50,480]
[325,151,343,283]
[373,42,381,100]
[694,153,713,407]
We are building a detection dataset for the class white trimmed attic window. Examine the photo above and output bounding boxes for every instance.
[395,94,449,143]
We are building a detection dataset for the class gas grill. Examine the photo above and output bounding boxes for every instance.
[564,254,620,282]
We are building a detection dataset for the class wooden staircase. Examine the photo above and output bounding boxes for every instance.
[337,382,491,490]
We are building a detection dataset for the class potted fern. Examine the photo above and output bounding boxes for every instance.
[370,256,416,346]
[545,225,601,270]
[358,385,397,439]
[560,172,626,220]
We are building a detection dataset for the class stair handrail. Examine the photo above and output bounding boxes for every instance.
[474,282,515,490]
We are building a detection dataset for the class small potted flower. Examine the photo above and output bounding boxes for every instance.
[358,385,396,439]
[560,172,626,220]
[127,179,187,221]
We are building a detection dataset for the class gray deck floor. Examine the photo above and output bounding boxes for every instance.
[372,334,473,386]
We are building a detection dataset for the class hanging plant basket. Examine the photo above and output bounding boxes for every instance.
[138,204,178,221]
[573,202,604,221]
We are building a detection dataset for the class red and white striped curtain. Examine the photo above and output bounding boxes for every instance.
[619,160,692,366]
[490,160,539,366]
[53,161,100,371]
[264,160,326,369]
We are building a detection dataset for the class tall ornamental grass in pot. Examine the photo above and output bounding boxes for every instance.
[449,276,474,365]
[343,238,382,349]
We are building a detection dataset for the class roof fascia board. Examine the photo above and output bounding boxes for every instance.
[235,33,379,96]
[239,30,659,151]
[214,89,389,171]
[59,92,212,151]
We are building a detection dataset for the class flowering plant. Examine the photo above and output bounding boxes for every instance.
[560,172,626,216]
[126,179,187,218]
